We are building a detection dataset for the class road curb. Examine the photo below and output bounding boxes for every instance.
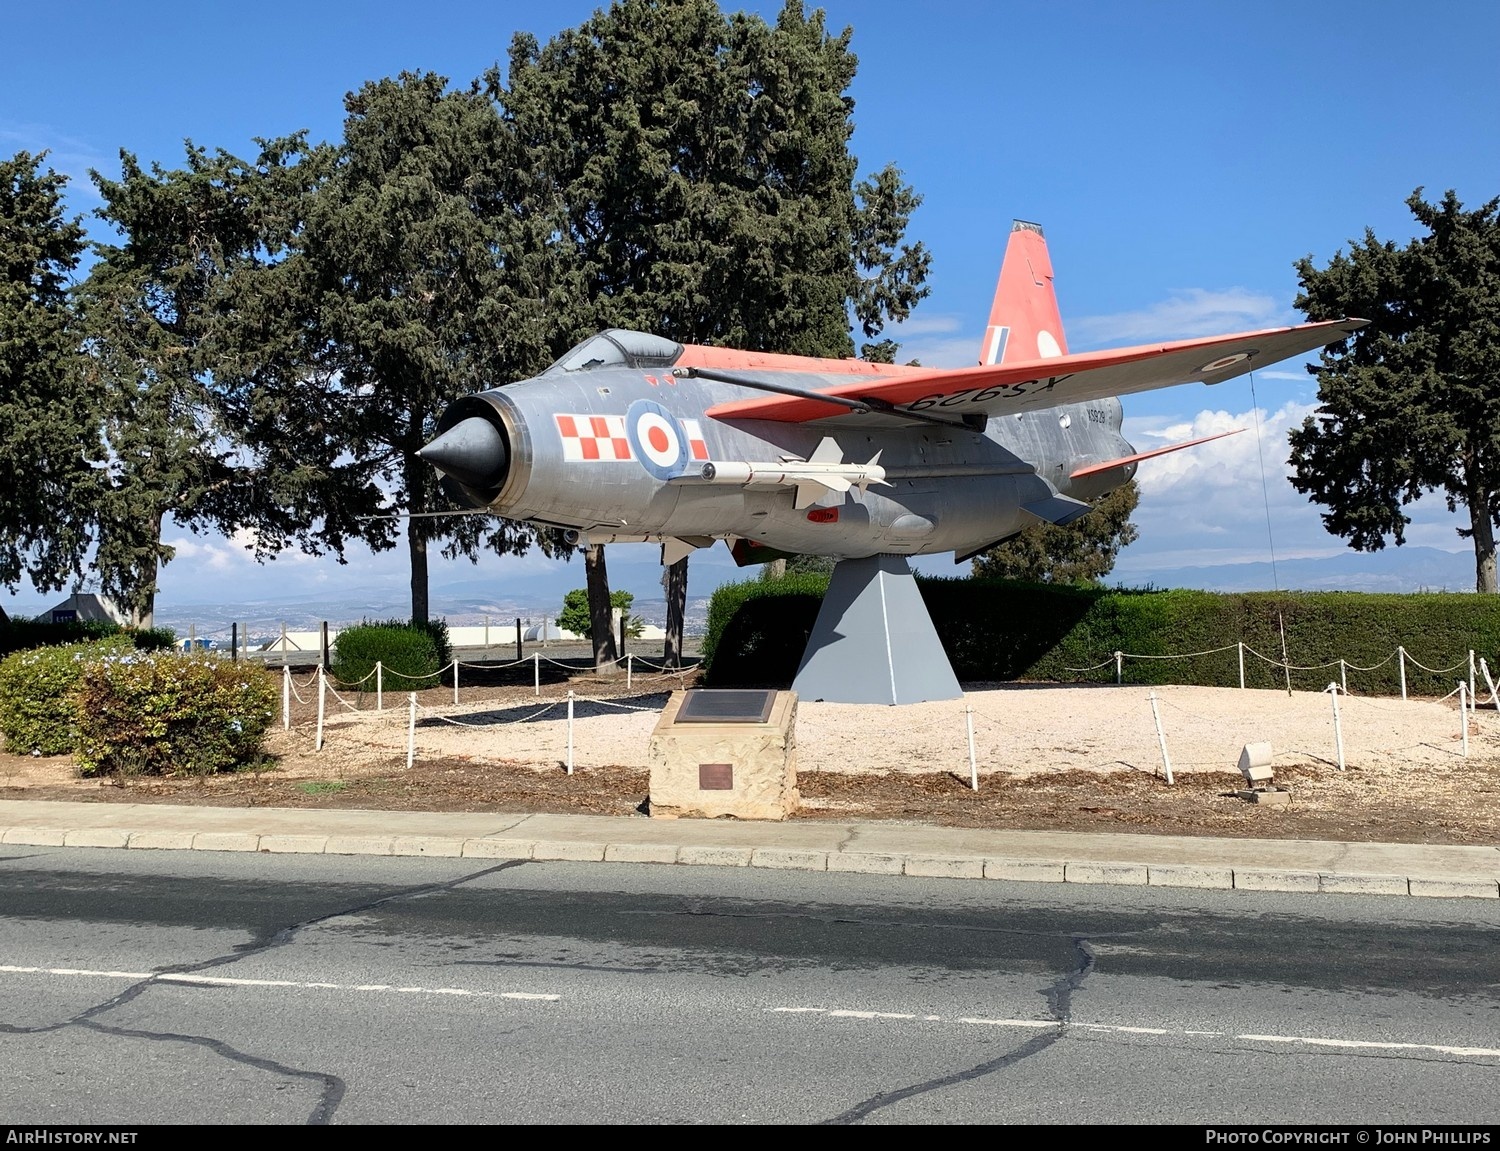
[5,816,1500,898]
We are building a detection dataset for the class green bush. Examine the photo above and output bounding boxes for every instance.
[556,589,644,639]
[0,636,134,755]
[0,616,176,657]
[331,621,443,690]
[701,573,830,685]
[128,626,178,651]
[72,653,277,776]
[703,575,1500,695]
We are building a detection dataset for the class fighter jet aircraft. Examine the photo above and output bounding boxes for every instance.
[421,222,1362,704]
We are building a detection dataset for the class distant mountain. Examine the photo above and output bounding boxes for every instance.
[1111,546,1476,594]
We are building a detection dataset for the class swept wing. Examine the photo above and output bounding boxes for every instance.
[703,319,1362,426]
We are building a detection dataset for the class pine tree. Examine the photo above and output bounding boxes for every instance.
[493,0,930,659]
[79,137,352,626]
[291,72,567,622]
[0,152,96,601]
[1290,189,1500,592]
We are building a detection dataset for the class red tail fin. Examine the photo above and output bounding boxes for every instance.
[979,220,1068,365]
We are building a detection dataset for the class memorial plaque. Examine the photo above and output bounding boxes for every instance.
[676,689,777,724]
[698,763,734,790]
[648,690,799,821]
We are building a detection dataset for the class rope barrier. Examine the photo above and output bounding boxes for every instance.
[1403,653,1470,675]
[1058,639,1481,688]
[1341,653,1396,672]
[567,696,665,713]
[1062,657,1118,673]
[324,683,364,714]
[1240,644,1284,667]
[452,657,532,671]
[412,700,563,728]
[1125,645,1239,661]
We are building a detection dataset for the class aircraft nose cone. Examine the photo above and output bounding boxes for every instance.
[419,416,508,490]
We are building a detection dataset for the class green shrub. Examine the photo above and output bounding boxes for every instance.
[702,575,1500,695]
[331,621,442,690]
[556,589,644,639]
[0,636,133,755]
[72,653,277,776]
[128,626,177,651]
[407,616,452,671]
[701,574,830,685]
[0,616,176,657]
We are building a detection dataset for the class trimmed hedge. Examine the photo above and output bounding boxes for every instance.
[0,636,134,755]
[73,653,277,776]
[331,620,447,691]
[703,575,1500,696]
[0,616,175,658]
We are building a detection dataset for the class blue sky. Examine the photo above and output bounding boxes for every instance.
[4,0,1499,613]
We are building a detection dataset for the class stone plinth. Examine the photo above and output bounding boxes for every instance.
[648,690,798,820]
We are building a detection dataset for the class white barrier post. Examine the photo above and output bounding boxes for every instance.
[566,690,575,775]
[1238,642,1245,690]
[1470,651,1477,712]
[627,653,634,691]
[376,661,383,712]
[1114,650,1123,685]
[965,704,978,792]
[316,666,326,752]
[534,652,540,697]
[1147,691,1173,785]
[1460,681,1470,757]
[1398,646,1408,701]
[1339,659,1348,695]
[406,692,416,769]
[453,660,459,706]
[1327,683,1344,771]
[282,665,291,730]
[1481,657,1500,709]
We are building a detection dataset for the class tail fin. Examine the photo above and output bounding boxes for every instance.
[979,220,1068,365]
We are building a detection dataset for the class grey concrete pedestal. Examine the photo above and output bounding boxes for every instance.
[791,554,962,705]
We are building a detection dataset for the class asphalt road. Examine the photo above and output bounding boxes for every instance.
[2,847,1500,1126]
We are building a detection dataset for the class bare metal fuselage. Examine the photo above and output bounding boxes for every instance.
[434,362,1137,562]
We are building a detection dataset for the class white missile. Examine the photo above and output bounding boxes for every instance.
[670,437,889,509]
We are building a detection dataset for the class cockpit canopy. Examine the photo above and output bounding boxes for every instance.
[543,329,685,375]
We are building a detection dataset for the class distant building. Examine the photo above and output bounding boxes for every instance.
[45,592,126,626]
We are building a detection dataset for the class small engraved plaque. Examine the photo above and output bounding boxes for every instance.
[677,689,776,724]
[698,763,734,790]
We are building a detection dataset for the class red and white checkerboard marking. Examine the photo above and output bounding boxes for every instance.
[681,419,709,461]
[555,414,632,462]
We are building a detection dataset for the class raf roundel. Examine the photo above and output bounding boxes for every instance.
[627,400,690,479]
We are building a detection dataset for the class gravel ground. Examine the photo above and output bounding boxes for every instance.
[5,671,1499,845]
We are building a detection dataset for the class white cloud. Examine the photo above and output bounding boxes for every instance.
[1070,288,1293,348]
[883,313,977,369]
[1114,402,1468,573]
[0,122,111,208]
[161,535,239,574]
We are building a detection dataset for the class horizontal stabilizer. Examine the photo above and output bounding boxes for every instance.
[1070,428,1243,479]
[1021,494,1092,526]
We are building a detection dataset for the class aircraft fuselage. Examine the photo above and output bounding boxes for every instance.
[431,362,1136,561]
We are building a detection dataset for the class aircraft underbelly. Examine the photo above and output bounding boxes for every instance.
[700,474,1036,559]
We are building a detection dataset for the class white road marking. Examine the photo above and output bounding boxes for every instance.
[768,1007,1500,1059]
[0,964,559,1001]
